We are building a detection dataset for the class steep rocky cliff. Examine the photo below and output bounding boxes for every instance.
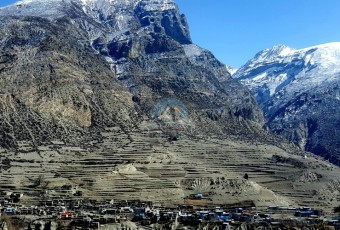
[0,0,264,148]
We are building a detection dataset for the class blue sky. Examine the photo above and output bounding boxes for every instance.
[175,0,340,67]
[1,0,340,67]
[0,0,16,7]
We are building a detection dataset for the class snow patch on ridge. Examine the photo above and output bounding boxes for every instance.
[141,0,177,11]
[234,42,340,106]
[12,0,177,12]
[225,65,238,76]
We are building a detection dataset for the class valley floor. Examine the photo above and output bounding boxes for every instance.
[0,124,339,216]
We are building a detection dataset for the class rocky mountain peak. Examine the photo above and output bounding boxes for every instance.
[15,0,176,8]
[1,0,191,44]
[76,0,178,15]
[225,65,238,76]
[0,0,264,149]
[250,44,295,64]
[233,42,340,166]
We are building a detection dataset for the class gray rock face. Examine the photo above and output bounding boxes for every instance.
[233,43,340,165]
[0,0,264,148]
[0,14,138,148]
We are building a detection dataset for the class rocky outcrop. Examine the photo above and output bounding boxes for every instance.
[0,14,138,148]
[0,0,264,148]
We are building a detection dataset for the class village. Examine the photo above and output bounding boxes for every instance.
[0,190,339,230]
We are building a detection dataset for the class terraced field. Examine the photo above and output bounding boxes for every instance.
[1,123,339,212]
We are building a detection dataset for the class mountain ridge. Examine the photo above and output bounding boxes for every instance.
[233,42,340,165]
[0,0,339,213]
[0,0,264,148]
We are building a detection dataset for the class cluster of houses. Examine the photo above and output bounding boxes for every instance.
[0,191,339,229]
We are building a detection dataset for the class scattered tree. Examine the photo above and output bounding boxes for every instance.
[243,173,249,180]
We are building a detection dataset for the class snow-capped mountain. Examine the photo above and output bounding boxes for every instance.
[225,65,238,76]
[234,42,340,165]
[1,0,181,34]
